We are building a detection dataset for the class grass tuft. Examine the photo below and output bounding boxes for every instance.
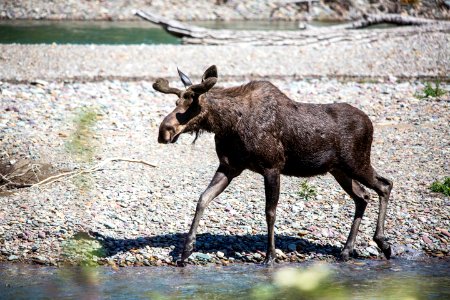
[430,177,450,196]
[298,180,317,201]
[66,107,99,162]
[414,81,447,99]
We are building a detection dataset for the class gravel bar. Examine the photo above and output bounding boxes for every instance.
[0,76,449,267]
[0,30,448,83]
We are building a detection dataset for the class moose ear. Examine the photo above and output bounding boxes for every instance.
[177,67,192,87]
[202,65,218,82]
[190,77,217,95]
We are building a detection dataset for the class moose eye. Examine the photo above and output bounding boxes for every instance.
[183,94,190,100]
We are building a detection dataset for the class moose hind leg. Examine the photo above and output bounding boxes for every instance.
[372,173,393,259]
[332,170,369,260]
[355,167,393,259]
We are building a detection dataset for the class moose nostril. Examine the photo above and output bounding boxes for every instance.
[158,124,175,144]
[158,131,170,144]
[164,125,176,135]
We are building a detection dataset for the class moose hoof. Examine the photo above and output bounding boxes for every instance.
[262,258,275,265]
[339,249,351,261]
[382,245,392,260]
[262,253,278,265]
[374,237,392,260]
[176,260,187,267]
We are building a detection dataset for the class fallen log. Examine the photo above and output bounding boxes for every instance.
[135,10,450,46]
[348,13,440,29]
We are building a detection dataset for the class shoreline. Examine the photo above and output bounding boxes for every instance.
[1,254,449,268]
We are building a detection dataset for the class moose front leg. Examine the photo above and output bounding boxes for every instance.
[262,168,280,265]
[177,165,239,267]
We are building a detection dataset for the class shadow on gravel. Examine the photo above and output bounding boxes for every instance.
[89,231,341,260]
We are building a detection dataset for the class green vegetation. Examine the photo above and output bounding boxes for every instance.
[66,107,99,162]
[65,107,101,190]
[430,177,450,196]
[298,180,317,201]
[414,81,447,99]
[61,233,106,266]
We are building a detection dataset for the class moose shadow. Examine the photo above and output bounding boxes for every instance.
[88,231,342,260]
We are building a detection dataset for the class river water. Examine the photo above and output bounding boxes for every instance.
[0,20,345,45]
[1,258,449,299]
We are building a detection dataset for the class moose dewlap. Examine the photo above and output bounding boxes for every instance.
[153,65,393,266]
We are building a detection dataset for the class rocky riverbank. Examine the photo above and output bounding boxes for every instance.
[1,74,449,266]
[0,28,448,83]
[1,0,449,21]
[0,24,449,266]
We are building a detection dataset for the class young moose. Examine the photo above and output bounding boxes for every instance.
[153,65,393,266]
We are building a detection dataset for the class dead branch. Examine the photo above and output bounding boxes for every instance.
[135,10,450,46]
[32,157,157,187]
[348,13,441,29]
[0,173,32,189]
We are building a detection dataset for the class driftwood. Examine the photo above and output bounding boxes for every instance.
[135,10,450,46]
[348,13,439,29]
[0,157,157,191]
[32,157,157,187]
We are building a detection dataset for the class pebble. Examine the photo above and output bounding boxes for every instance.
[275,249,287,259]
[366,246,379,256]
[190,252,212,262]
[422,235,433,245]
[7,255,19,261]
[253,253,262,260]
[32,256,47,265]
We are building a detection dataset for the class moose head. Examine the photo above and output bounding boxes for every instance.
[153,65,218,144]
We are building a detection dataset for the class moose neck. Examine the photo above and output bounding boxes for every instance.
[198,88,242,135]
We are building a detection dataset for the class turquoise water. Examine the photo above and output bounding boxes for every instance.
[1,258,449,299]
[0,20,345,45]
[0,20,180,45]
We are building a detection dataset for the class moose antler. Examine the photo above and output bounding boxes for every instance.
[153,78,182,96]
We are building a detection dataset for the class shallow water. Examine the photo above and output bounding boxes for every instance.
[0,19,346,45]
[0,20,180,45]
[1,258,449,299]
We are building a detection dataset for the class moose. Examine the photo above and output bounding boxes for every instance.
[153,65,393,266]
